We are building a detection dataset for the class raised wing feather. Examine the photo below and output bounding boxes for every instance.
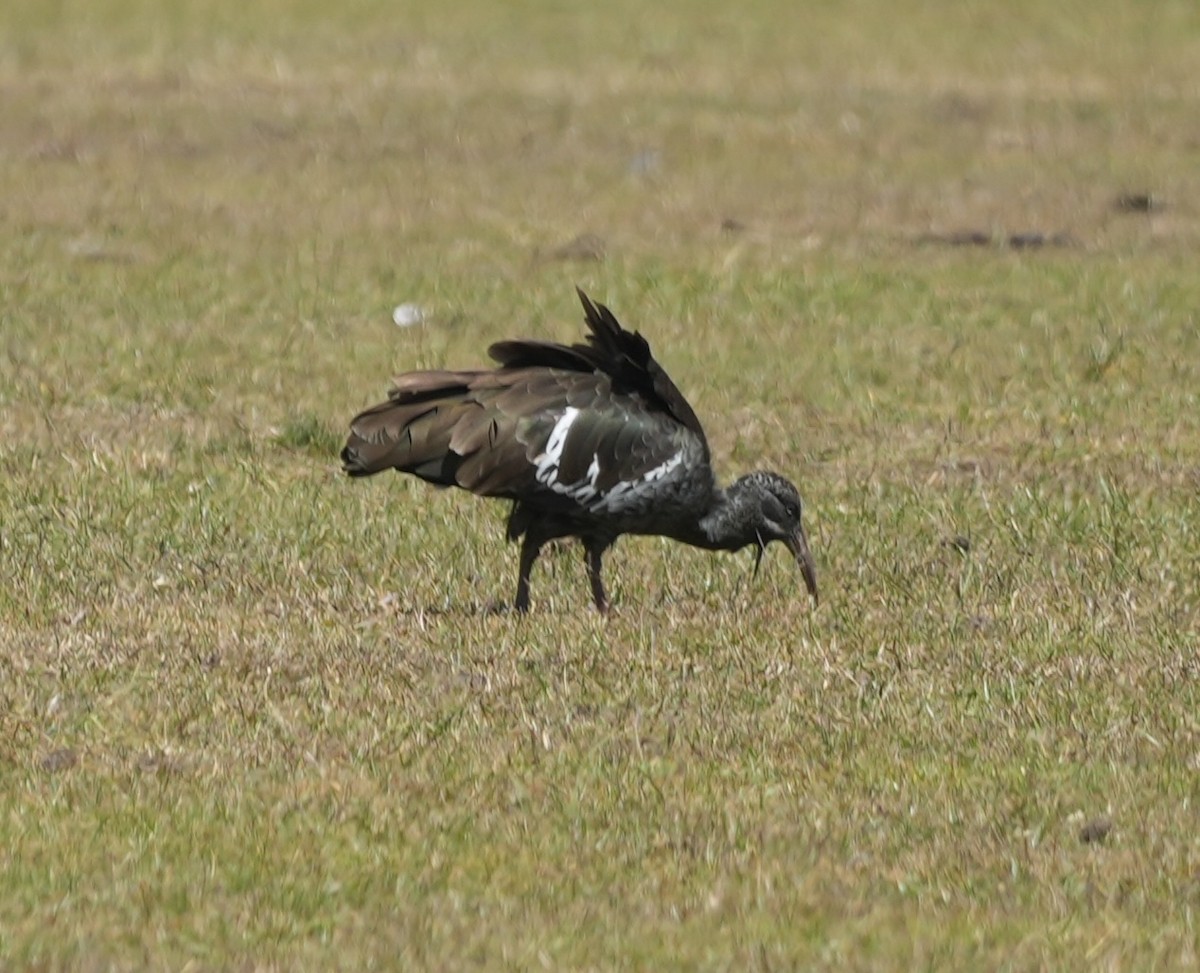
[484,290,710,461]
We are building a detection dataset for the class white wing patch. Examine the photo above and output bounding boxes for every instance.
[534,408,601,505]
[594,450,683,512]
[534,408,578,480]
[533,407,684,511]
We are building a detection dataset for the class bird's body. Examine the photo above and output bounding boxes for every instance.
[343,289,818,612]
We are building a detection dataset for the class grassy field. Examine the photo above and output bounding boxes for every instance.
[3,0,1200,968]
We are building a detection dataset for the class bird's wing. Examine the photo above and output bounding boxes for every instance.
[574,289,709,456]
[468,371,704,513]
[343,367,705,515]
[486,289,711,462]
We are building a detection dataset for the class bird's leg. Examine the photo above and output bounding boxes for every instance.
[514,532,544,614]
[583,539,612,614]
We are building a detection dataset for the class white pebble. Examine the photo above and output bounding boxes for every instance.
[392,303,426,327]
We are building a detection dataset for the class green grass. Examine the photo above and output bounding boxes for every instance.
[3,0,1200,968]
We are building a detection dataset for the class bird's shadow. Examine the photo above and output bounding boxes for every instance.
[376,599,572,620]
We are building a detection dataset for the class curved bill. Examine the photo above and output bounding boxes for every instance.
[784,527,819,605]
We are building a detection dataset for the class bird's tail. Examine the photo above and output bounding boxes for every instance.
[341,370,481,483]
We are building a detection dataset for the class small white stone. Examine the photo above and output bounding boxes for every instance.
[392,303,425,327]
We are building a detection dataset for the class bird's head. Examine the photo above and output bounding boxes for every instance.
[732,471,819,604]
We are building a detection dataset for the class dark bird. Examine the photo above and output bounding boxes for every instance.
[342,289,818,613]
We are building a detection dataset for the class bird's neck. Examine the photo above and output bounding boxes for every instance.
[677,482,759,552]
